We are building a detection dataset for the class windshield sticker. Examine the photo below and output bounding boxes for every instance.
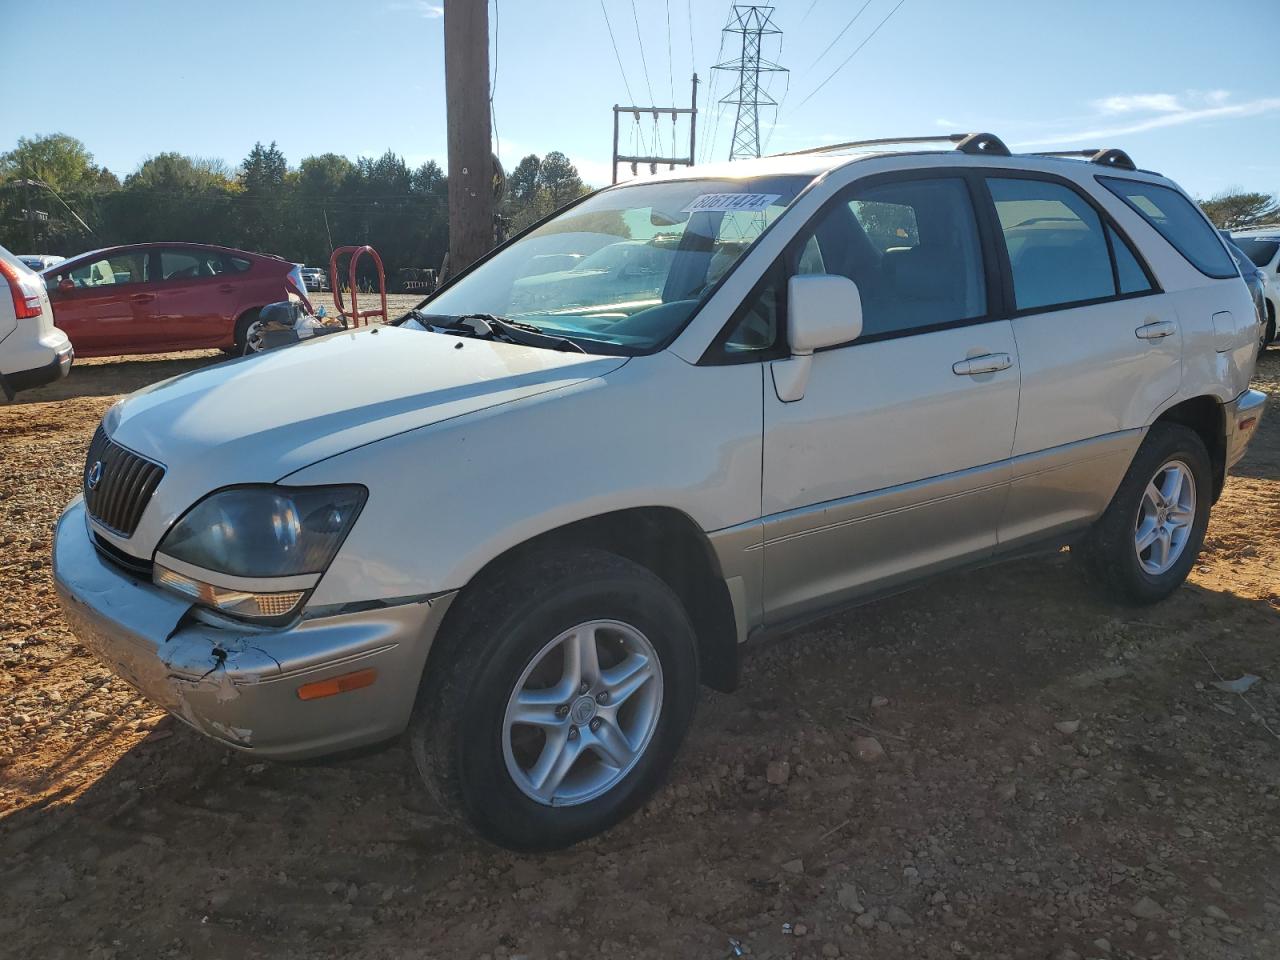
[682,193,782,214]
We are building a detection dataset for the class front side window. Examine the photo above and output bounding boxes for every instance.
[1098,177,1236,279]
[425,175,809,354]
[988,177,1117,310]
[65,252,146,287]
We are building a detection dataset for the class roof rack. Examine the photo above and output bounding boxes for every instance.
[1031,148,1137,171]
[778,132,1012,158]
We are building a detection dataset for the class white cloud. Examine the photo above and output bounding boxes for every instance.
[389,0,443,18]
[1014,91,1280,149]
[1094,93,1183,115]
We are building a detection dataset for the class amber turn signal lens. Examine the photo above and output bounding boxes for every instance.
[296,668,377,701]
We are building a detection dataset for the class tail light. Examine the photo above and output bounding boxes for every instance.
[0,258,43,319]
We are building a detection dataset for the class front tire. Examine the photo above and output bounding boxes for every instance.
[1072,423,1212,604]
[409,548,699,851]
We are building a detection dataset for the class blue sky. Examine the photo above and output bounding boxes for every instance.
[3,0,1277,198]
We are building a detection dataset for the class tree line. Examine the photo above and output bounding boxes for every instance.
[0,133,594,282]
[2,133,1277,279]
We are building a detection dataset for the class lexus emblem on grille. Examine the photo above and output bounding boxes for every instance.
[86,461,104,491]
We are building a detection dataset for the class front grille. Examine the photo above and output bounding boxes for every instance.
[92,532,154,578]
[83,425,165,537]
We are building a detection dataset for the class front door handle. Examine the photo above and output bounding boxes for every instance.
[129,293,155,304]
[952,352,1012,376]
[1135,320,1176,340]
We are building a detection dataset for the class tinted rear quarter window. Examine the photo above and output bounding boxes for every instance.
[1098,177,1237,279]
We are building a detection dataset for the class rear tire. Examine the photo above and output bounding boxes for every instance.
[1071,423,1212,604]
[231,309,263,356]
[408,547,699,851]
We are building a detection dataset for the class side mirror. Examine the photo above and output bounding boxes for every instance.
[773,274,863,402]
[787,274,863,354]
[57,277,74,293]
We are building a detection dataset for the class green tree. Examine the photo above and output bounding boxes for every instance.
[1200,190,1279,230]
[536,151,587,209]
[240,141,288,193]
[509,154,541,204]
[125,153,234,191]
[0,133,116,191]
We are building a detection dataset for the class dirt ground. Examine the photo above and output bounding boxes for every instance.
[1,341,1278,960]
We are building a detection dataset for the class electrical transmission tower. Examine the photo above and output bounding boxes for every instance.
[713,5,787,161]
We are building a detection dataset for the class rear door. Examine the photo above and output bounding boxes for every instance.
[755,173,1021,623]
[147,248,239,349]
[46,250,150,355]
[981,174,1177,547]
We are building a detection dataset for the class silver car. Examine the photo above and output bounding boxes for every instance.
[53,134,1265,850]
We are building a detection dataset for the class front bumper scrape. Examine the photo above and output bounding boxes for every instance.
[52,496,455,759]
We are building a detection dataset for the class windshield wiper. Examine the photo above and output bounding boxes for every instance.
[457,313,587,353]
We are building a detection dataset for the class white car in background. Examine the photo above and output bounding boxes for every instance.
[52,134,1264,850]
[0,244,73,399]
[19,253,65,273]
[1230,228,1280,347]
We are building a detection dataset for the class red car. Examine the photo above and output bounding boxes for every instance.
[42,243,311,357]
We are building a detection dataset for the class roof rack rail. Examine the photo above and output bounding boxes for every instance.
[778,132,1012,158]
[1031,148,1137,171]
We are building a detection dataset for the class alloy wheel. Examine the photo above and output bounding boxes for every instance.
[1134,459,1196,576]
[501,619,663,806]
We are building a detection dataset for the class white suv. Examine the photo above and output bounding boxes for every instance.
[1229,227,1280,347]
[52,134,1265,850]
[0,244,73,399]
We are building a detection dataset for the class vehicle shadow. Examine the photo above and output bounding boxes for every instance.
[4,352,225,404]
[2,550,1277,957]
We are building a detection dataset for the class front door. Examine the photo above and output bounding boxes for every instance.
[47,249,150,356]
[757,174,1021,624]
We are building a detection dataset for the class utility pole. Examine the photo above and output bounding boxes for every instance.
[611,74,699,184]
[444,0,494,276]
[713,5,786,161]
[22,176,35,250]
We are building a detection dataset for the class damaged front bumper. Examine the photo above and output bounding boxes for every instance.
[52,497,455,759]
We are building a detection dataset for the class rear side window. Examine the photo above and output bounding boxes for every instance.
[227,256,253,273]
[987,178,1115,310]
[1098,177,1236,279]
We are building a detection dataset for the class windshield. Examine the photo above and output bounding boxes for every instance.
[1233,237,1279,268]
[424,175,810,353]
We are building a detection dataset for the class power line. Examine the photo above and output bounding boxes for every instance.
[796,0,908,110]
[799,0,820,22]
[600,0,647,156]
[805,0,872,75]
[686,0,695,76]
[665,0,675,106]
[630,0,661,154]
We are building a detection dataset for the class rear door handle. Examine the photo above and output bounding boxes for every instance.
[952,352,1012,376]
[1135,320,1176,340]
[218,283,234,293]
[129,293,155,303]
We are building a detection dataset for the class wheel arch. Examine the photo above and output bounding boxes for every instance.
[426,506,741,693]
[1152,395,1226,500]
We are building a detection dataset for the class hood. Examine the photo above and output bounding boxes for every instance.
[100,326,626,551]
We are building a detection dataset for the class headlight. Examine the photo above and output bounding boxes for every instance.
[154,485,366,623]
